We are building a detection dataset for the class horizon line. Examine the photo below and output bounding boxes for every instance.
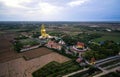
[0,20,120,22]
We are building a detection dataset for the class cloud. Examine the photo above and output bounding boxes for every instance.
[38,2,63,16]
[0,0,64,20]
[0,0,119,21]
[0,0,90,21]
[24,1,64,21]
[67,0,89,7]
[0,0,32,9]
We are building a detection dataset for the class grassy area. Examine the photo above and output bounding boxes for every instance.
[20,38,39,46]
[32,60,83,77]
[92,32,120,42]
[93,36,120,42]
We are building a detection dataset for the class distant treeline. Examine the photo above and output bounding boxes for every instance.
[0,21,120,26]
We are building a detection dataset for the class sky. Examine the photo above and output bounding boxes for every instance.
[0,0,120,21]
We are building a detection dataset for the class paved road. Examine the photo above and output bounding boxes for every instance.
[93,67,120,77]
[103,62,120,70]
[95,57,120,66]
[93,55,120,77]
[95,55,120,64]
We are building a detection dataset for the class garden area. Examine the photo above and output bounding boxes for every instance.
[32,60,83,77]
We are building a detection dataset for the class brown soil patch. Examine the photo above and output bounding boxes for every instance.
[22,47,53,60]
[0,33,20,63]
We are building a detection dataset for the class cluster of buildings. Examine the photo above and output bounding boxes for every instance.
[38,24,91,66]
[39,24,88,57]
[45,39,65,50]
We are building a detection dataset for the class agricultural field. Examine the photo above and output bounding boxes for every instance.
[93,36,120,42]
[92,32,120,42]
[23,47,54,60]
[32,60,82,77]
[0,52,70,77]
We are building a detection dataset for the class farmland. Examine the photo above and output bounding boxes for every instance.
[92,32,120,42]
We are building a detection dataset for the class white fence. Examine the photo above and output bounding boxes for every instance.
[20,45,40,52]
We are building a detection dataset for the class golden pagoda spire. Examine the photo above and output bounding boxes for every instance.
[40,24,50,38]
[41,24,46,37]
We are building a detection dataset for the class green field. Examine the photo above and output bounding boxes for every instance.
[92,32,120,42]
[93,36,120,42]
[32,60,83,77]
[20,38,39,46]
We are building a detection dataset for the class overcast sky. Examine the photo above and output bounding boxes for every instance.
[0,0,120,21]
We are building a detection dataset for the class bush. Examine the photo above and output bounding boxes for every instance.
[13,41,23,52]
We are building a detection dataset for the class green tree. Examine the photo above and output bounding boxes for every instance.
[14,41,23,52]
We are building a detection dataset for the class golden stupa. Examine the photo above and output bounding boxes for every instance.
[39,24,52,39]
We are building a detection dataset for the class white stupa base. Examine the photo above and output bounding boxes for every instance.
[39,35,53,39]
